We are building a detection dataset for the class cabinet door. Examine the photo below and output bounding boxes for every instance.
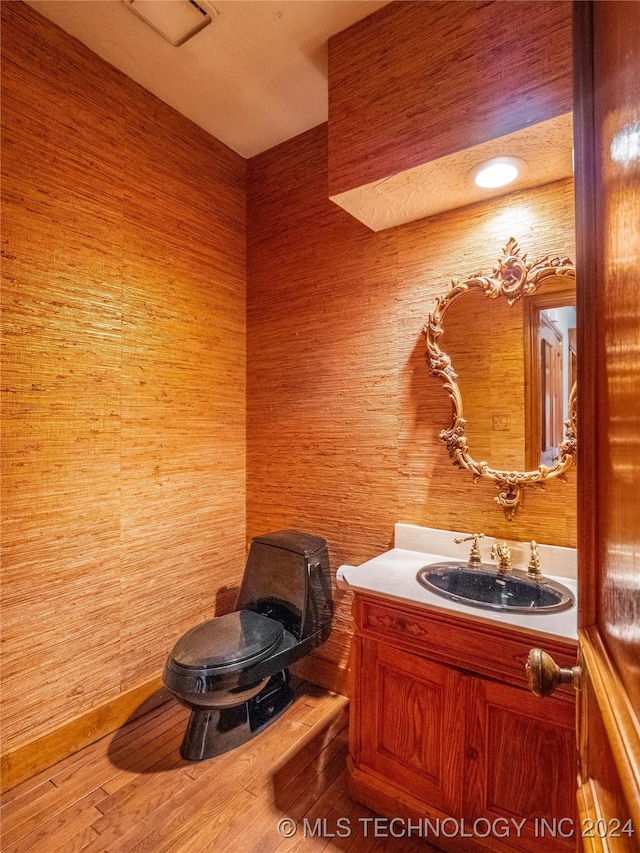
[358,638,464,815]
[465,676,577,853]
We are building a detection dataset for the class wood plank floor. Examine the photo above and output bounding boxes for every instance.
[0,681,439,853]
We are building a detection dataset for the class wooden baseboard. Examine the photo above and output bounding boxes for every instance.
[1,656,349,793]
[290,654,351,698]
[1,675,169,793]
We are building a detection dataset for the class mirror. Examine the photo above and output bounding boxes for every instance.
[424,237,577,518]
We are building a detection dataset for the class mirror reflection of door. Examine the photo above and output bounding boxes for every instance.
[540,312,563,465]
[524,292,576,471]
[540,305,576,466]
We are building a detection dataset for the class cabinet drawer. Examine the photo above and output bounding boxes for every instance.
[354,595,577,696]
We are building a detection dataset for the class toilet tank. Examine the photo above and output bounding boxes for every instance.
[235,531,332,641]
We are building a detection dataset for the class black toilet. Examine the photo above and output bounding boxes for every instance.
[163,530,332,760]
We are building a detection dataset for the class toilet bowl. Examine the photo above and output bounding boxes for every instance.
[163,530,332,760]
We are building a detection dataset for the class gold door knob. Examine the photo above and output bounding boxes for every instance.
[526,648,582,697]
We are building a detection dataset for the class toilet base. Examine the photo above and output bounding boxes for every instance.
[180,670,294,761]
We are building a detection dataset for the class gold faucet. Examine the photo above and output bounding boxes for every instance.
[526,540,543,581]
[491,541,512,574]
[454,533,485,568]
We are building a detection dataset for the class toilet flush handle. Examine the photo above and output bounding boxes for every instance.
[336,565,356,591]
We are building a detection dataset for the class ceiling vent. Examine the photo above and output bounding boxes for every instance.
[123,0,216,47]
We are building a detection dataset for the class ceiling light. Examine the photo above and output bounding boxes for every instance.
[471,157,527,189]
[124,0,215,47]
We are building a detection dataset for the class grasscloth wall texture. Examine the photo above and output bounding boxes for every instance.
[1,3,246,755]
[247,129,399,676]
[3,0,576,766]
[247,126,576,680]
[328,0,572,195]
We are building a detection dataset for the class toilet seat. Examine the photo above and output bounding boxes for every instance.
[168,610,284,674]
[163,530,331,761]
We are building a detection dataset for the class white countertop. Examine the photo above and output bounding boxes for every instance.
[338,525,578,643]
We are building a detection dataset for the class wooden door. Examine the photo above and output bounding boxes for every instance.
[465,677,577,853]
[573,1,640,849]
[357,639,464,815]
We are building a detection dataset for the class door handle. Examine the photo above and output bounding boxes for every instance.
[526,648,582,697]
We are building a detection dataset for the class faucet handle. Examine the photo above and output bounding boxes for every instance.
[526,540,543,580]
[454,533,485,568]
[491,541,512,574]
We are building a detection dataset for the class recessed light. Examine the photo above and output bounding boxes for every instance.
[471,157,527,189]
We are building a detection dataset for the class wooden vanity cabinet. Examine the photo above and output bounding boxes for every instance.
[348,595,578,853]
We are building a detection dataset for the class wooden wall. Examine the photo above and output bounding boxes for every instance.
[328,0,572,196]
[247,126,576,682]
[1,2,246,758]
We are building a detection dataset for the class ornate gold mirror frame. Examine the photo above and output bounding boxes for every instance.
[424,238,577,518]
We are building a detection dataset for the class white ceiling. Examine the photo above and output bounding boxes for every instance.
[26,0,390,159]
